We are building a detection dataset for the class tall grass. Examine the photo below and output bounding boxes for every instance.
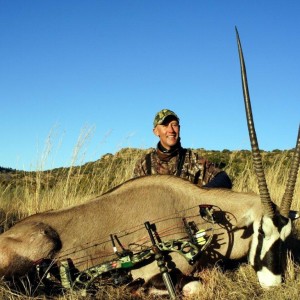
[1,149,299,217]
[227,151,300,210]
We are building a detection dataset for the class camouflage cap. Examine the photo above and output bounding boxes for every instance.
[153,109,179,127]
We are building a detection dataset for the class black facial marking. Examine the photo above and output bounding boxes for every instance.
[273,213,290,232]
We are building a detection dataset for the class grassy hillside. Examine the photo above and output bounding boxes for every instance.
[0,148,297,214]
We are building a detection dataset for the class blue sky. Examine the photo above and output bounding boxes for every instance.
[1,1,299,171]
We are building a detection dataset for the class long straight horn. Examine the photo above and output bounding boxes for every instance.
[280,125,300,218]
[235,27,275,217]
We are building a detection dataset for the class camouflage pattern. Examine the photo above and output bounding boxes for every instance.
[153,109,179,127]
[133,147,222,187]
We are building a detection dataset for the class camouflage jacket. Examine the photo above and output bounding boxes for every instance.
[133,145,223,187]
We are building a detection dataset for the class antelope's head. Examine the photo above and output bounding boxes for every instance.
[236,27,300,288]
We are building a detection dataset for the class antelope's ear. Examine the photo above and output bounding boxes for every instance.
[233,215,254,230]
[289,210,299,220]
[232,204,263,231]
[232,215,254,239]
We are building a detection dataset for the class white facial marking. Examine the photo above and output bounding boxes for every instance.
[280,219,292,241]
[257,267,282,288]
[260,216,280,260]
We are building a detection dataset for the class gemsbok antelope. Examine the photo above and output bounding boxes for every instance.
[0,29,299,297]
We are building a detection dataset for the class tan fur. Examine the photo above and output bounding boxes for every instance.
[0,175,263,280]
[0,222,61,276]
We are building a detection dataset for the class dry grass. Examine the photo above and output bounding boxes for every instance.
[0,142,299,299]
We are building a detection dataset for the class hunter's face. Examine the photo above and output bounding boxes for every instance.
[153,117,180,150]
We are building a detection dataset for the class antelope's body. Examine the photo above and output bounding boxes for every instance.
[0,176,268,293]
[0,175,293,291]
[36,176,261,263]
